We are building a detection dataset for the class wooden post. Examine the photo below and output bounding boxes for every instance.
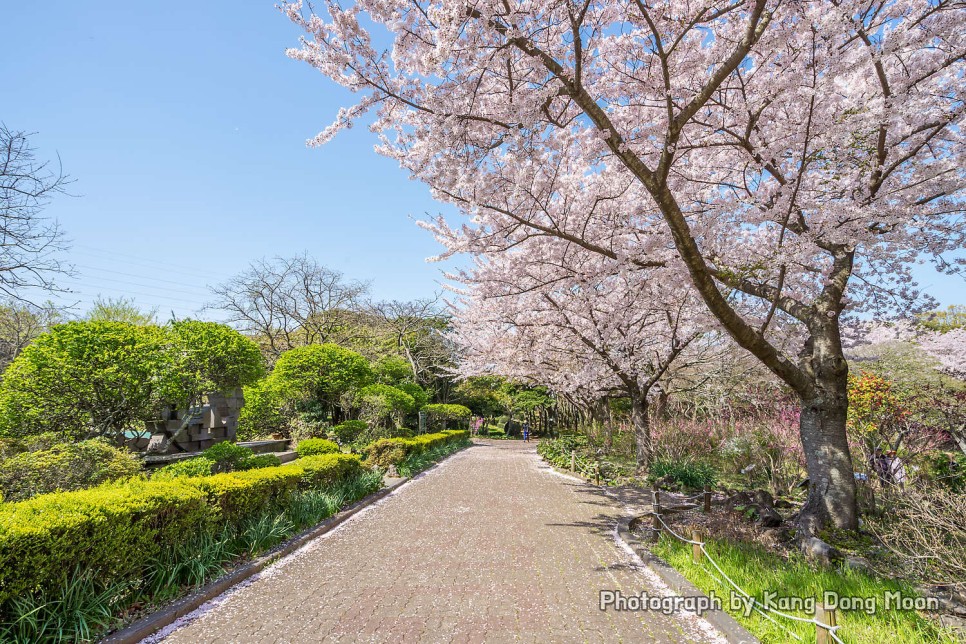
[691,529,703,564]
[571,450,576,472]
[815,602,837,644]
[651,481,662,542]
[703,487,712,514]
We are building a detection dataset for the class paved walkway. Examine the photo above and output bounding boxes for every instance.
[155,441,723,643]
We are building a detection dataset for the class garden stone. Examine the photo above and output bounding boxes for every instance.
[844,555,873,574]
[760,527,791,548]
[750,489,774,507]
[757,505,783,527]
[802,536,842,565]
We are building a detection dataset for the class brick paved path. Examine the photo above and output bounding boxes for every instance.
[156,441,724,643]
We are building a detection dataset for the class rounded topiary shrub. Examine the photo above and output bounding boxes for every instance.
[202,441,255,473]
[296,438,340,458]
[332,420,367,445]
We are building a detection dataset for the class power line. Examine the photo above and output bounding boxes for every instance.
[70,246,236,283]
[74,264,217,290]
[58,286,209,307]
[61,274,212,297]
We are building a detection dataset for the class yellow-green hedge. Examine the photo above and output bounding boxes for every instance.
[364,430,468,467]
[0,479,209,604]
[0,452,368,605]
[296,453,367,488]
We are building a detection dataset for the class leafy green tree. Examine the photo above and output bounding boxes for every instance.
[395,381,429,411]
[270,343,373,421]
[85,296,157,325]
[919,305,966,333]
[454,376,514,419]
[0,320,264,441]
[420,403,471,431]
[0,300,62,371]
[355,383,415,429]
[373,355,412,385]
[0,321,173,440]
[237,378,287,440]
[169,320,264,398]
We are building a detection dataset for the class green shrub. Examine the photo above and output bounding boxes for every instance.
[237,454,281,470]
[648,456,718,490]
[537,435,596,476]
[151,443,278,480]
[921,451,966,493]
[363,430,469,467]
[0,439,143,502]
[152,457,214,480]
[332,420,367,445]
[288,415,329,445]
[202,441,254,474]
[296,438,340,458]
[0,437,25,460]
[358,424,413,446]
[367,444,408,468]
[355,384,415,428]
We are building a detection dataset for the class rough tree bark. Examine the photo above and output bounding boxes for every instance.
[629,390,652,472]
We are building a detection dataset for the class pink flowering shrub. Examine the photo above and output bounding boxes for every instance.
[651,399,806,496]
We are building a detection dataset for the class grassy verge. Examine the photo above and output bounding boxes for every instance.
[396,437,471,478]
[0,468,384,643]
[652,534,956,643]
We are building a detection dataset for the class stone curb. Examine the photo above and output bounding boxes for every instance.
[103,473,422,643]
[616,515,761,644]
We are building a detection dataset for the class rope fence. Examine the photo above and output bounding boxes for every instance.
[647,485,845,644]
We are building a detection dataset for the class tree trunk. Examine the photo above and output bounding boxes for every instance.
[797,327,858,534]
[630,391,652,471]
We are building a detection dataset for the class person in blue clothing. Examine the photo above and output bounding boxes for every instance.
[522,421,531,443]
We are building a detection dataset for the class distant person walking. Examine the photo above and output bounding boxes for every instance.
[522,421,530,443]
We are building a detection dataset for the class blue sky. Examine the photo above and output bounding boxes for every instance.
[1,2,962,323]
[1,1,459,321]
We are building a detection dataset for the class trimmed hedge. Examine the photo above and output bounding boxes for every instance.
[364,430,468,467]
[0,453,368,606]
[295,438,340,458]
[297,453,367,488]
[0,479,209,605]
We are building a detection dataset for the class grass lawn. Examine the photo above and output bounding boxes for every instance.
[653,535,956,643]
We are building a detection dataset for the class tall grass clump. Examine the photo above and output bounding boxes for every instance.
[0,567,131,643]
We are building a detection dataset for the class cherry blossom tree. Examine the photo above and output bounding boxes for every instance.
[284,0,966,532]
[451,240,704,468]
